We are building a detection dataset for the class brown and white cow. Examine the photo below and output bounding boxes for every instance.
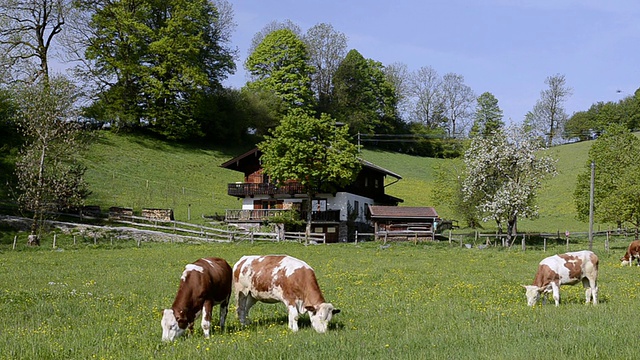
[522,250,598,306]
[233,255,340,333]
[620,240,640,266]
[161,257,232,341]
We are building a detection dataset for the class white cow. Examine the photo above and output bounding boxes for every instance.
[523,250,599,306]
[232,255,340,333]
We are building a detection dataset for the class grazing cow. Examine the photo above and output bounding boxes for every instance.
[233,255,340,333]
[620,240,640,266]
[161,257,232,341]
[522,250,598,307]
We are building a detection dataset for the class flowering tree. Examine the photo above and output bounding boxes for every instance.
[462,125,557,244]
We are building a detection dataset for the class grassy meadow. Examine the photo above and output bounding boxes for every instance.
[2,237,639,360]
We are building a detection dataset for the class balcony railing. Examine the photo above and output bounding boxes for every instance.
[225,209,340,223]
[227,182,307,197]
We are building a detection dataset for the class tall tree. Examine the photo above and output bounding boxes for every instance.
[462,125,557,245]
[303,23,348,114]
[525,74,573,147]
[384,62,411,120]
[245,28,315,112]
[440,73,475,138]
[331,49,399,135]
[13,76,90,245]
[247,19,302,61]
[408,66,445,129]
[574,124,640,233]
[258,110,361,241]
[80,0,236,138]
[470,92,504,137]
[0,0,71,83]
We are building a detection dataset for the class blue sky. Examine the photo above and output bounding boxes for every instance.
[226,0,640,124]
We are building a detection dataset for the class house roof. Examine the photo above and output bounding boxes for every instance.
[220,147,402,179]
[368,205,439,220]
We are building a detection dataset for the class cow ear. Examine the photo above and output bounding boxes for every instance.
[332,308,341,315]
[305,305,317,314]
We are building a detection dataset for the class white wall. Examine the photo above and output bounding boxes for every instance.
[241,193,373,223]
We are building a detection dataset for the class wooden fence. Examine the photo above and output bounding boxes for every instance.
[111,215,325,243]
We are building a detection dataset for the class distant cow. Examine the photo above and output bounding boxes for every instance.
[233,255,340,333]
[161,257,232,341]
[522,250,598,306]
[620,240,640,266]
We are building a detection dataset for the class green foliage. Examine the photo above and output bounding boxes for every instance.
[84,0,235,139]
[2,241,640,359]
[574,124,640,229]
[258,111,360,193]
[331,49,401,135]
[565,91,640,141]
[470,92,504,137]
[13,76,90,238]
[245,29,315,112]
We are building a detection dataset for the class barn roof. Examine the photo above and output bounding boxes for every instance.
[368,205,439,220]
[220,148,402,179]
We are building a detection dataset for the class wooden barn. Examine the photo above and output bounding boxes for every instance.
[368,205,440,241]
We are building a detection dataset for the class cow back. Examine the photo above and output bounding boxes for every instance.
[233,255,326,306]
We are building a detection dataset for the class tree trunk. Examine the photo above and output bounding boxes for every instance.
[506,217,517,247]
[28,143,47,246]
[305,192,313,244]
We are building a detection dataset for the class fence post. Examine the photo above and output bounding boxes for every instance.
[605,231,610,253]
[355,230,358,244]
[521,234,525,251]
[13,235,17,250]
[565,234,569,251]
[543,238,547,252]
[448,230,452,245]
[94,233,97,245]
[53,234,57,249]
[73,235,76,245]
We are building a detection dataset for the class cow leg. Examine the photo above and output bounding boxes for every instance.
[237,294,256,326]
[201,300,213,338]
[551,283,560,306]
[236,292,248,326]
[287,305,300,332]
[219,296,229,331]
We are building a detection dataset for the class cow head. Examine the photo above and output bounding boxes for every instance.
[522,285,543,306]
[305,303,340,333]
[161,309,188,341]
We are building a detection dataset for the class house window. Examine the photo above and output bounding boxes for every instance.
[374,179,379,188]
[365,177,369,187]
[327,227,336,233]
[314,227,324,233]
[354,200,360,219]
[312,199,327,212]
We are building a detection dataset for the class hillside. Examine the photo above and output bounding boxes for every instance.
[76,131,600,233]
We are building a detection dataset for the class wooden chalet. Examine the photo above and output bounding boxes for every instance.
[220,148,403,242]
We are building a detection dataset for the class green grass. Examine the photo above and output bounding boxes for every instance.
[1,239,638,359]
[81,132,250,222]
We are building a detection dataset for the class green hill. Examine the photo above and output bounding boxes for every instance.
[76,131,601,233]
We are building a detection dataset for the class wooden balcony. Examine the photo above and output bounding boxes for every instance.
[227,182,306,197]
[225,209,340,223]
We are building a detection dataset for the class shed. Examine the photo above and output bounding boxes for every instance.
[368,205,440,241]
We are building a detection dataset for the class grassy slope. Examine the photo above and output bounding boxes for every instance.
[82,132,249,222]
[360,141,596,233]
[79,132,601,232]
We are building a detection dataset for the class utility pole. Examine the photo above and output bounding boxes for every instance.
[588,161,595,250]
